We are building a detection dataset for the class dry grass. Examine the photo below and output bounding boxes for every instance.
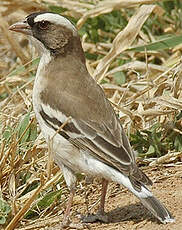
[0,0,182,229]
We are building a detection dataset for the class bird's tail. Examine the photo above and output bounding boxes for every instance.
[138,194,174,224]
[117,174,175,224]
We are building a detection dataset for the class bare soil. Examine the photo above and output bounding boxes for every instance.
[70,164,182,230]
[16,164,182,230]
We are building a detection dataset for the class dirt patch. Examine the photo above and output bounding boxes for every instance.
[16,165,182,230]
[70,164,182,230]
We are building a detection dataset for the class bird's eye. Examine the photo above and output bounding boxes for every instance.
[38,20,49,30]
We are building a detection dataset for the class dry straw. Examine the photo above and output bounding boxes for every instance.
[0,0,182,229]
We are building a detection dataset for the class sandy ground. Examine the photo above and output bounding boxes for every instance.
[16,164,182,230]
[70,164,182,230]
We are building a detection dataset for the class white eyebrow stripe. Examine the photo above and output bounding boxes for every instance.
[34,13,77,34]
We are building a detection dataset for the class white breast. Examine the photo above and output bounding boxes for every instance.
[32,51,81,168]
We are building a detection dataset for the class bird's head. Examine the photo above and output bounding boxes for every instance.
[9,12,84,59]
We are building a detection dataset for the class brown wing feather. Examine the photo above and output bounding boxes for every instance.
[40,56,151,186]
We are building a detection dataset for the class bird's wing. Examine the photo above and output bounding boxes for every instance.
[39,69,152,186]
[40,104,132,173]
[40,76,135,174]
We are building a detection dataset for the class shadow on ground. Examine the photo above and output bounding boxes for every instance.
[106,202,158,224]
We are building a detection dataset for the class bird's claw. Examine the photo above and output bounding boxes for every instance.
[82,211,109,223]
[60,222,86,229]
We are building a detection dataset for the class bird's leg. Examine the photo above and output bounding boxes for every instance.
[84,176,94,213]
[98,178,108,215]
[82,178,109,223]
[61,184,88,229]
[59,164,78,228]
[62,188,75,227]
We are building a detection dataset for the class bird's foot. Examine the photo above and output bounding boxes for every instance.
[82,211,109,223]
[60,219,87,229]
[60,217,70,229]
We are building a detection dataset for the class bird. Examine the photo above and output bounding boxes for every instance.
[9,12,174,227]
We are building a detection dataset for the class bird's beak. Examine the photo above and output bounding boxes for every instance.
[9,21,32,36]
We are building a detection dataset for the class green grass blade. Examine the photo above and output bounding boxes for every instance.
[128,34,182,52]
